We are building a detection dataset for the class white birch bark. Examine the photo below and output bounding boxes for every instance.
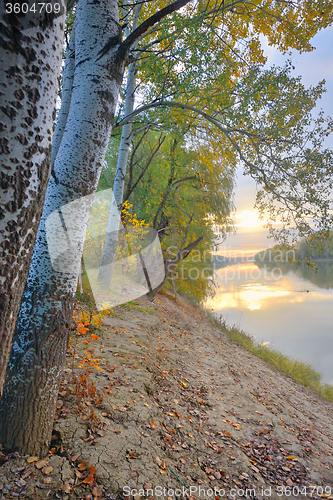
[51,24,76,167]
[0,2,66,389]
[97,3,141,289]
[0,0,126,455]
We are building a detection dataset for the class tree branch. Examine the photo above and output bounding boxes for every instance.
[121,0,193,50]
[115,100,231,133]
[147,236,203,300]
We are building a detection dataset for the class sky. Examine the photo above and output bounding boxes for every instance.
[228,26,333,249]
[211,27,333,383]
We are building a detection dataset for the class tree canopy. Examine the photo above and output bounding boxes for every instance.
[1,0,333,456]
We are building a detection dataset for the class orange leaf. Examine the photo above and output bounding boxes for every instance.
[82,473,94,484]
[90,334,99,340]
[88,465,97,475]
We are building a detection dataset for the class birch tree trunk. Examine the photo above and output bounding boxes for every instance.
[0,1,66,391]
[0,0,126,456]
[97,4,141,289]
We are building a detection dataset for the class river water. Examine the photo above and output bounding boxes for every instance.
[206,231,333,384]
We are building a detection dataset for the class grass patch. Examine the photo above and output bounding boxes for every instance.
[119,300,155,315]
[166,297,333,402]
[217,318,333,402]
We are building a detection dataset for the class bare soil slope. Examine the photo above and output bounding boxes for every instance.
[0,294,332,500]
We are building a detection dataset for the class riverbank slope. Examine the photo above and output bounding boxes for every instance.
[0,293,332,499]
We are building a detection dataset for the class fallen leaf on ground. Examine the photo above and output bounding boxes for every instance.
[42,466,54,474]
[92,486,102,496]
[35,459,48,469]
[62,483,71,493]
[82,473,95,485]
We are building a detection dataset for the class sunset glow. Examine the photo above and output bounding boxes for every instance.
[236,210,266,230]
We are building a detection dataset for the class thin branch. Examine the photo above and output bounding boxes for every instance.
[179,213,194,251]
[121,0,193,50]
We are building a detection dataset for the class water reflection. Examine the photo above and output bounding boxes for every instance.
[256,260,333,290]
[207,260,333,384]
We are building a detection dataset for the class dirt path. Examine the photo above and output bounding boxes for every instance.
[0,294,332,500]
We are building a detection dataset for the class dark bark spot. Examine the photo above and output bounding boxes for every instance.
[24,163,33,172]
[28,88,40,102]
[15,134,29,146]
[0,25,37,62]
[1,105,17,119]
[14,89,25,100]
[9,232,20,245]
[12,100,23,109]
[23,142,38,159]
[24,116,33,126]
[5,200,17,213]
[0,137,10,154]
[28,106,38,119]
[6,220,17,232]
[97,89,115,102]
[6,66,21,77]
[1,239,10,250]
[0,295,8,312]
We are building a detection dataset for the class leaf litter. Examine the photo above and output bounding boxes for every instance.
[0,295,332,499]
